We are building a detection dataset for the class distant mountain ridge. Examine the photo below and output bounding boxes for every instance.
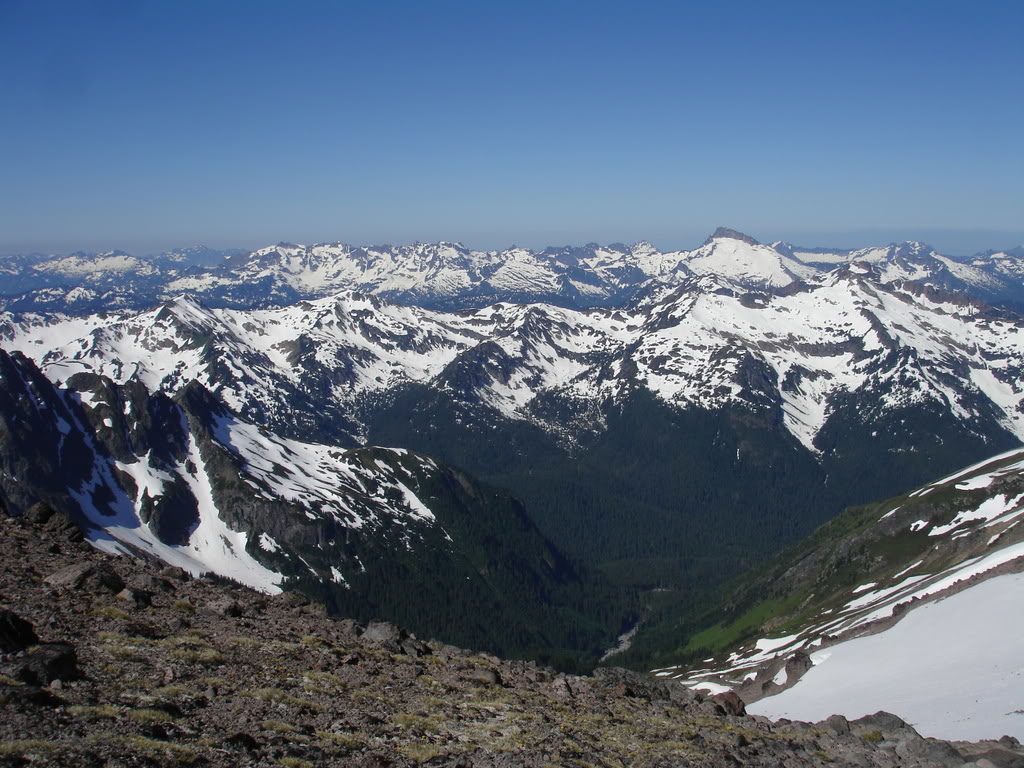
[3,229,1024,314]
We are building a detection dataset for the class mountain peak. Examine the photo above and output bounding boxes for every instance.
[706,227,760,246]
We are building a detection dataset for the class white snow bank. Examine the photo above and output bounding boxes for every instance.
[749,571,1024,740]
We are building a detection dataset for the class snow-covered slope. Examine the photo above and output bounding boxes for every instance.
[653,448,1024,739]
[626,271,1024,451]
[970,246,1024,285]
[748,572,1024,740]
[0,349,465,592]
[782,240,1024,305]
[845,241,1007,296]
[674,228,817,287]
[33,250,154,276]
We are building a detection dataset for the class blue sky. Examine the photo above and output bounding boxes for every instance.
[1,0,1021,256]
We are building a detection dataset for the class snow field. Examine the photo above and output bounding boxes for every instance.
[749,571,1024,740]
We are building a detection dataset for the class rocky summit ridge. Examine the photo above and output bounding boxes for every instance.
[3,509,1022,768]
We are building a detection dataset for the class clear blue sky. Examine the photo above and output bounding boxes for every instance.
[1,0,1021,255]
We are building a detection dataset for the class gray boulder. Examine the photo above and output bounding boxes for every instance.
[819,713,851,735]
[361,621,404,651]
[45,561,125,594]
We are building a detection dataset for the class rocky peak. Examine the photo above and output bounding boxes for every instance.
[172,379,232,423]
[706,227,761,246]
[629,240,658,255]
[890,240,934,259]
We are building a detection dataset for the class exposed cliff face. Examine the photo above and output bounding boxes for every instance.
[0,351,100,519]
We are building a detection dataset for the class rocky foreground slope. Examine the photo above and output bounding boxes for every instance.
[2,510,1023,767]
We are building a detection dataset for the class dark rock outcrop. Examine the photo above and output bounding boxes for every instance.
[6,643,78,686]
[0,609,38,653]
[712,690,747,716]
[707,226,761,246]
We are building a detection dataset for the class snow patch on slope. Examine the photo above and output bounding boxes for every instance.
[77,425,283,593]
[749,571,1024,740]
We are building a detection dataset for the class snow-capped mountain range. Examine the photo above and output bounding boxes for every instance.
[4,236,1024,596]
[5,256,1023,456]
[3,229,1023,314]
[655,447,1024,741]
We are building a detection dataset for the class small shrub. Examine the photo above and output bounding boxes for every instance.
[261,720,299,733]
[160,632,207,648]
[151,684,188,697]
[91,605,130,620]
[242,687,322,712]
[268,640,303,655]
[228,635,261,647]
[103,644,149,661]
[861,730,883,743]
[350,688,384,702]
[315,730,364,750]
[127,708,175,724]
[117,735,197,764]
[0,740,63,757]
[392,712,444,733]
[302,670,343,693]
[402,743,444,763]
